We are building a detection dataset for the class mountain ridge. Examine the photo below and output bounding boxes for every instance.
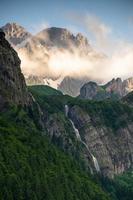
[0,28,133,199]
[1,22,104,96]
[80,77,133,100]
[1,23,32,46]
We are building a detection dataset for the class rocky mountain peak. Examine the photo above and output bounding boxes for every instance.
[36,27,90,50]
[1,22,31,46]
[105,77,123,96]
[76,33,89,48]
[80,81,99,100]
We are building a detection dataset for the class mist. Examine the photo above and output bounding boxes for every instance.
[18,15,133,84]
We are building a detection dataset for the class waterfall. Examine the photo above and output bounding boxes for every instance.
[65,104,69,117]
[69,119,81,140]
[91,155,100,172]
[65,104,100,173]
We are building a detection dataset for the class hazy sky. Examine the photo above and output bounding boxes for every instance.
[1,0,133,81]
[1,0,133,42]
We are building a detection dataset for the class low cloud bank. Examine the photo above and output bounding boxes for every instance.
[18,15,133,83]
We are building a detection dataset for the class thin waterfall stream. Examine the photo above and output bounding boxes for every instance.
[65,105,100,173]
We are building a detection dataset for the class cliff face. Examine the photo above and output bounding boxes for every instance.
[68,104,133,178]
[29,84,133,178]
[80,82,102,100]
[105,78,124,96]
[58,76,90,96]
[0,29,31,110]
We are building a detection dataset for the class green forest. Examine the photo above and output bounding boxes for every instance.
[0,85,132,199]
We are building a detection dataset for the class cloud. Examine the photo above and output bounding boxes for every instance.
[19,41,133,83]
[84,15,112,52]
[67,13,113,53]
[29,21,50,34]
[17,15,133,86]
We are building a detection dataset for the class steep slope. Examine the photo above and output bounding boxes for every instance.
[29,85,133,178]
[68,99,133,178]
[0,30,111,200]
[0,29,31,110]
[0,32,133,199]
[1,23,31,46]
[0,106,112,200]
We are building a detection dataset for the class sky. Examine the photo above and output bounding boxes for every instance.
[1,0,133,42]
[1,0,133,81]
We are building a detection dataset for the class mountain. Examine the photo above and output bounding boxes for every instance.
[67,100,133,178]
[0,30,133,199]
[80,77,133,100]
[30,84,133,178]
[58,76,90,96]
[36,27,91,52]
[25,75,90,96]
[1,23,105,96]
[0,28,114,200]
[105,77,133,97]
[1,23,32,46]
[18,26,94,57]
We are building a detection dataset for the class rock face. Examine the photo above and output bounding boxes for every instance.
[105,78,124,96]
[0,29,31,110]
[80,82,102,100]
[80,78,133,100]
[1,23,31,46]
[123,77,133,94]
[20,26,92,58]
[36,27,91,51]
[68,105,133,178]
[58,76,90,96]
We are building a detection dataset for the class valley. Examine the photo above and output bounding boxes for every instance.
[0,17,133,200]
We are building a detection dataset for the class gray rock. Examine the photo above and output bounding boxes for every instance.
[58,76,90,96]
[80,77,133,100]
[0,29,31,109]
[68,105,133,178]
[1,23,32,46]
